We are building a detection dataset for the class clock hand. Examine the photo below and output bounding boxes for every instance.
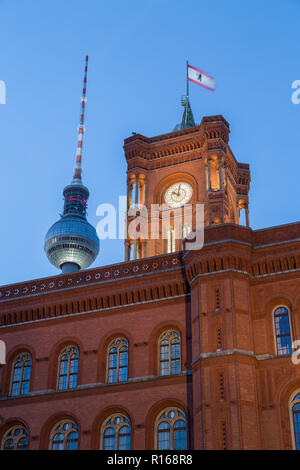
[177,184,181,196]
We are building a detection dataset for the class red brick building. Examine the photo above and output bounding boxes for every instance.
[0,116,300,450]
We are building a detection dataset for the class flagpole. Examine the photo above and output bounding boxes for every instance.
[186,59,189,101]
[186,59,189,127]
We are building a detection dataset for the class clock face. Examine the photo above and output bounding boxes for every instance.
[164,182,193,208]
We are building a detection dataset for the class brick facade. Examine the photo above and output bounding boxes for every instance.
[0,117,299,450]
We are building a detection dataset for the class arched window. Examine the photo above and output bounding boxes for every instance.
[182,223,192,240]
[49,420,78,450]
[159,330,181,376]
[107,338,128,383]
[289,391,300,449]
[210,158,220,191]
[167,227,175,253]
[1,425,29,450]
[274,307,292,355]
[155,408,187,450]
[101,414,131,450]
[10,352,32,397]
[57,345,79,390]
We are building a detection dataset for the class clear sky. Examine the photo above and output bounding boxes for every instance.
[0,0,299,286]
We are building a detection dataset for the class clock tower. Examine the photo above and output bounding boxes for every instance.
[123,114,250,260]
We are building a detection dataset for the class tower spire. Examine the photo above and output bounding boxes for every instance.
[72,55,89,184]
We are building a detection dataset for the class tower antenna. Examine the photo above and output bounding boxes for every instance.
[72,55,89,184]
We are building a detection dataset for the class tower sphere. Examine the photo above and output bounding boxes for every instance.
[44,184,99,273]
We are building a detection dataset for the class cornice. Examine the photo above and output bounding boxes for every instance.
[191,349,293,364]
[0,293,189,329]
[0,371,190,404]
[0,253,183,303]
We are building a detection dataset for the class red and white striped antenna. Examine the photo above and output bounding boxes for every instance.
[72,55,89,184]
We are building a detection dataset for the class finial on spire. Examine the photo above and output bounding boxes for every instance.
[72,55,89,184]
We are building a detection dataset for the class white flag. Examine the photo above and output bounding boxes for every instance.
[188,65,215,91]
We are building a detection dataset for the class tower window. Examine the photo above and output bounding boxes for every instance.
[57,345,79,390]
[182,224,192,239]
[10,352,32,397]
[210,159,220,191]
[167,227,176,253]
[107,338,129,383]
[274,307,292,355]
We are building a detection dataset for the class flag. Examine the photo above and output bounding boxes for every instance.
[188,65,215,91]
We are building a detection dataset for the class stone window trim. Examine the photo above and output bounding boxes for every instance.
[106,337,129,384]
[9,351,32,397]
[158,329,182,377]
[1,424,29,450]
[56,345,79,391]
[154,407,187,450]
[272,305,293,357]
[100,413,131,450]
[289,390,300,450]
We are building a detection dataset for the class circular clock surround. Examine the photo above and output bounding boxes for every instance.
[164,182,193,208]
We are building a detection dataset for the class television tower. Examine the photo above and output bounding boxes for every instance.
[44,56,100,274]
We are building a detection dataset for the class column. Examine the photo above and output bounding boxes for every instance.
[125,239,134,261]
[134,239,137,260]
[128,174,136,209]
[207,159,212,191]
[224,164,228,194]
[245,207,250,227]
[218,157,223,191]
[205,161,209,191]
[138,174,146,206]
[135,176,139,206]
[137,237,143,259]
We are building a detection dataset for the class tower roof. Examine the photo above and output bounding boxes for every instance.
[180,98,196,129]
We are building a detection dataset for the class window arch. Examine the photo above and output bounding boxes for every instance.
[273,306,292,355]
[155,408,187,450]
[10,352,32,397]
[159,330,181,376]
[49,420,79,450]
[101,414,131,450]
[289,391,300,449]
[1,424,29,450]
[107,338,128,383]
[57,345,79,390]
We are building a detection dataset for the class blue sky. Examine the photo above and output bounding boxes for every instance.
[0,0,299,286]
